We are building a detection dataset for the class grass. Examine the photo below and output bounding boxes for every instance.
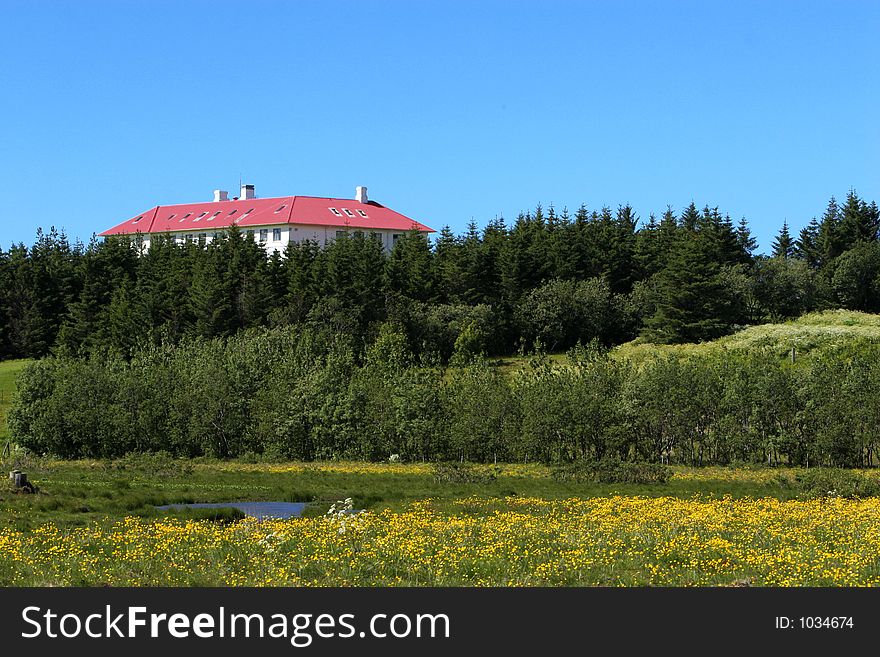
[0,359,30,442]
[0,457,851,533]
[485,310,880,373]
[614,310,880,362]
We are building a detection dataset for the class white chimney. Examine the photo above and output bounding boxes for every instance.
[355,185,368,203]
[213,189,229,202]
[241,183,255,200]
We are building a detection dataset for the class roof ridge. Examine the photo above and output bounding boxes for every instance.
[145,206,160,233]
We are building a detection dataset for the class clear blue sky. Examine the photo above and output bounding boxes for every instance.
[2,0,877,253]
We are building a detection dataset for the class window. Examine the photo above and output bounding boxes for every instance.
[259,229,268,243]
[354,231,364,238]
[183,213,193,219]
[198,212,208,218]
[246,230,254,239]
[273,228,281,241]
[392,233,403,244]
[357,209,368,218]
[370,232,382,242]
[335,230,347,239]
[199,233,207,242]
[207,211,220,221]
[131,216,142,224]
[329,207,342,216]
[229,209,237,215]
[343,208,354,217]
[275,205,286,213]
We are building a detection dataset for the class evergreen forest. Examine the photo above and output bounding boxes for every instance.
[1,190,878,361]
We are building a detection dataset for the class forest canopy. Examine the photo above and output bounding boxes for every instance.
[0,190,877,361]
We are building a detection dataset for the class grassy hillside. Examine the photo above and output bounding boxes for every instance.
[615,310,880,362]
[494,310,880,370]
[0,360,30,441]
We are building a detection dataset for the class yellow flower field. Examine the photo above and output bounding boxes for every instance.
[3,495,880,587]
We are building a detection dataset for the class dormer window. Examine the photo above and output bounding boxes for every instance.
[357,209,368,218]
[329,207,341,216]
[131,216,142,224]
[275,205,287,213]
[343,208,354,217]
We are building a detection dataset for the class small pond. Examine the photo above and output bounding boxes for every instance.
[155,502,308,520]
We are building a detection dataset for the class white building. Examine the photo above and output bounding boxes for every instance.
[99,184,434,253]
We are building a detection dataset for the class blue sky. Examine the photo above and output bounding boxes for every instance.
[1,0,877,253]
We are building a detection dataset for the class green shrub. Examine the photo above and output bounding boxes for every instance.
[165,507,246,523]
[793,469,880,499]
[432,462,497,485]
[552,459,671,485]
[107,451,194,477]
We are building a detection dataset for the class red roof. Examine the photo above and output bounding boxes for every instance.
[99,195,434,237]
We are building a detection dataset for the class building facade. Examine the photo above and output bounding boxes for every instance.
[99,185,434,253]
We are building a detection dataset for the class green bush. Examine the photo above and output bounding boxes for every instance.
[432,462,497,485]
[793,469,880,499]
[107,451,194,477]
[552,459,671,485]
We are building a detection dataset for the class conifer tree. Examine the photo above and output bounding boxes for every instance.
[818,196,843,264]
[642,228,737,343]
[795,218,822,268]
[771,221,795,259]
[735,217,758,258]
[679,202,700,231]
[432,226,463,303]
[386,229,434,301]
[839,189,879,248]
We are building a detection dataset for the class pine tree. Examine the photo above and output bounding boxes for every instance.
[736,217,758,258]
[634,213,662,279]
[602,204,637,293]
[655,207,679,270]
[839,189,879,248]
[701,207,743,265]
[432,226,463,303]
[818,196,843,264]
[771,221,795,259]
[680,202,701,231]
[386,229,434,301]
[105,279,151,356]
[283,239,320,322]
[642,228,738,343]
[794,218,821,268]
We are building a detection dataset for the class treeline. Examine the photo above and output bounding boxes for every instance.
[1,190,879,359]
[9,324,880,468]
